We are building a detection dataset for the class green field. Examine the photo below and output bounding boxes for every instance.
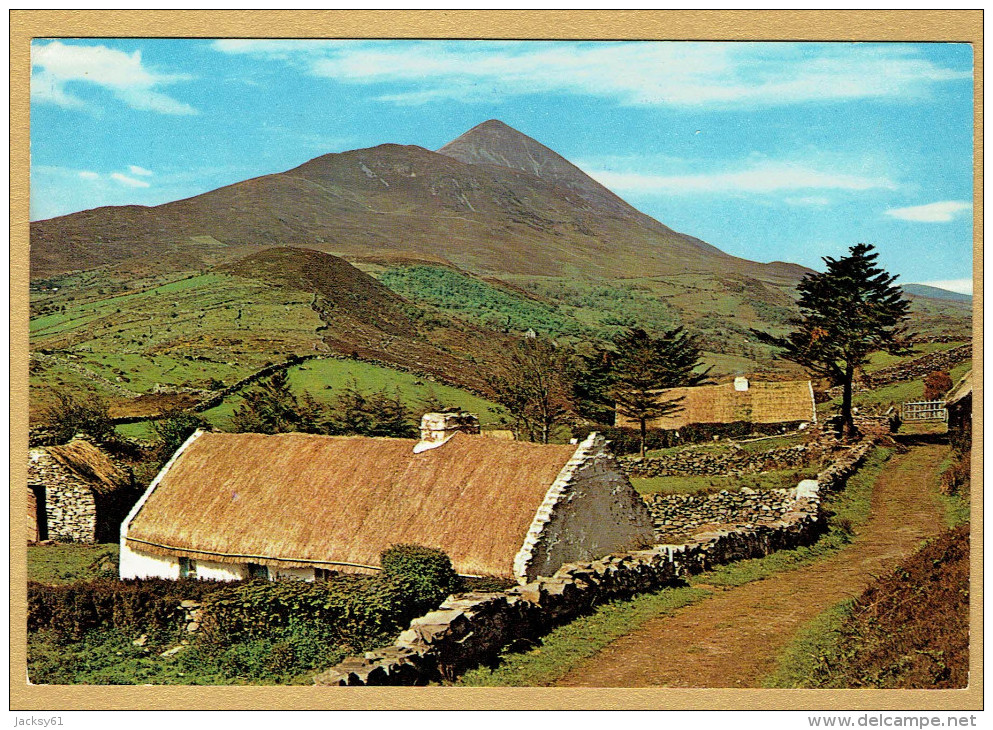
[196,358,508,431]
[631,466,819,496]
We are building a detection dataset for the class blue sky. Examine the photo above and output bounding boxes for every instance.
[30,39,975,292]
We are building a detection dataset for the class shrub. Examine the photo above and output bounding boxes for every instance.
[39,390,113,444]
[28,578,227,642]
[380,544,463,611]
[197,575,420,653]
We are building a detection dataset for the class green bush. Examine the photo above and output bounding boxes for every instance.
[28,578,227,642]
[380,544,463,610]
[197,574,421,653]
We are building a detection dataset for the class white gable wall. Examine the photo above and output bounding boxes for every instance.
[513,433,656,583]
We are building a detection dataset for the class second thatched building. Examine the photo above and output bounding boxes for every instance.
[119,416,655,584]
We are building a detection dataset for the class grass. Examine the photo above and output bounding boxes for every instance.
[763,523,969,689]
[631,466,819,496]
[456,447,890,686]
[28,627,343,686]
[198,357,507,431]
[455,586,711,687]
[761,599,854,688]
[28,543,120,584]
[644,433,806,459]
[862,341,966,373]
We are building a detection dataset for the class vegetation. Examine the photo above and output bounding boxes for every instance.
[28,543,120,585]
[380,544,463,611]
[151,410,210,461]
[924,369,954,401]
[487,336,574,443]
[755,244,912,437]
[600,327,709,457]
[229,371,416,438]
[39,390,114,444]
[455,586,711,686]
[765,523,969,689]
[28,544,459,685]
[630,466,820,496]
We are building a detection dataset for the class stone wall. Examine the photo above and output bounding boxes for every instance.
[313,439,875,686]
[27,450,98,543]
[867,343,971,388]
[619,441,822,478]
[645,488,800,542]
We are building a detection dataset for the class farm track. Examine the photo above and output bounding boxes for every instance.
[556,441,949,688]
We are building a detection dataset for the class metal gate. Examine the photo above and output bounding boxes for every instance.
[901,400,948,422]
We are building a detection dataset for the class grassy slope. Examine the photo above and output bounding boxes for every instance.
[196,358,507,431]
[28,544,120,584]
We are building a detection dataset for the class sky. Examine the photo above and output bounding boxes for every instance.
[30,39,975,293]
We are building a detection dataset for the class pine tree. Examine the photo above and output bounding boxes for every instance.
[610,327,710,457]
[754,243,912,437]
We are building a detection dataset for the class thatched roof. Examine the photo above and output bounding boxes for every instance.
[616,380,815,430]
[126,432,579,578]
[946,370,972,406]
[42,439,129,494]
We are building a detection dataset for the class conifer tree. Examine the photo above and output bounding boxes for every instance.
[754,243,912,437]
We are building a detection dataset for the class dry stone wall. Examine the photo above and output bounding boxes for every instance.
[313,439,875,686]
[27,450,98,542]
[619,442,822,478]
[867,343,971,388]
[646,488,799,543]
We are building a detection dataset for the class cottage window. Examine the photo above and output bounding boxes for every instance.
[178,557,197,579]
[314,568,338,582]
[245,563,269,580]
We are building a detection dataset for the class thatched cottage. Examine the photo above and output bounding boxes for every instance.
[616,377,817,431]
[945,369,972,442]
[120,415,655,583]
[28,438,134,543]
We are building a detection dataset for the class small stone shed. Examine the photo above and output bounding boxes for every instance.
[120,424,655,584]
[616,377,816,431]
[28,438,134,543]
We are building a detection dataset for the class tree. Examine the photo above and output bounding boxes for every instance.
[924,370,954,402]
[753,244,912,438]
[151,410,210,461]
[488,336,573,443]
[609,327,710,457]
[40,390,114,444]
[230,370,310,434]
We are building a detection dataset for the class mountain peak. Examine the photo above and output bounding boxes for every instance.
[438,120,633,215]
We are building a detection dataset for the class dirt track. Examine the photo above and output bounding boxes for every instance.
[557,442,949,688]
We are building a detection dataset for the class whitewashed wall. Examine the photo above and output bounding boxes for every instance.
[119,542,180,579]
[514,434,656,583]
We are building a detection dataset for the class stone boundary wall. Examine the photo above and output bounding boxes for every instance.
[865,344,971,389]
[619,442,821,478]
[645,488,800,542]
[313,440,875,686]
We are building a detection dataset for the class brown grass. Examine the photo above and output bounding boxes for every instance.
[127,432,578,578]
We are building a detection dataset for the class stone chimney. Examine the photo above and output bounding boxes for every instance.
[734,376,749,392]
[414,412,481,453]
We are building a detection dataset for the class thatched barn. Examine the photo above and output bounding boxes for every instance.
[616,377,817,431]
[120,421,655,584]
[28,438,135,543]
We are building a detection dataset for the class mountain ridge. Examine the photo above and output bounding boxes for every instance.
[30,120,809,284]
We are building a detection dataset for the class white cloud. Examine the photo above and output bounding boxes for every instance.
[911,279,973,295]
[212,40,970,109]
[78,171,100,180]
[784,196,831,207]
[585,161,896,195]
[110,172,151,188]
[884,200,972,222]
[31,40,196,115]
[128,165,154,177]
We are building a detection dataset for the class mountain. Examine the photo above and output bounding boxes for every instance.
[29,121,807,284]
[901,284,973,303]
